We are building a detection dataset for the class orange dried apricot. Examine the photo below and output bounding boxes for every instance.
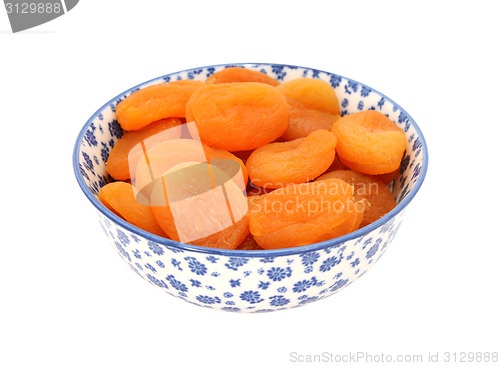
[132,138,248,198]
[106,118,182,181]
[281,97,341,140]
[116,80,204,131]
[236,234,262,250]
[150,163,249,249]
[316,170,396,228]
[332,110,406,174]
[249,179,357,249]
[375,166,400,185]
[206,67,280,86]
[203,144,248,188]
[246,129,337,188]
[185,82,289,151]
[277,78,340,115]
[98,181,167,237]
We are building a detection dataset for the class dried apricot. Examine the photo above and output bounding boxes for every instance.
[98,181,167,237]
[236,234,262,250]
[185,82,289,151]
[106,118,182,181]
[247,129,337,188]
[332,110,406,174]
[150,162,248,249]
[249,179,356,249]
[132,138,248,201]
[277,78,340,115]
[281,97,341,140]
[203,144,248,189]
[316,170,396,228]
[116,80,204,131]
[206,67,279,86]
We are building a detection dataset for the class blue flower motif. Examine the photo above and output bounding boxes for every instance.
[360,85,372,97]
[300,252,320,266]
[144,263,157,273]
[171,258,182,270]
[135,262,143,270]
[205,255,219,263]
[329,279,349,293]
[147,274,167,288]
[156,260,165,268]
[166,275,189,293]
[342,98,349,108]
[229,279,241,288]
[362,238,372,250]
[100,142,109,163]
[259,257,274,263]
[266,267,292,281]
[82,151,93,171]
[185,257,207,275]
[277,287,287,293]
[132,249,141,259]
[206,286,215,291]
[319,254,343,272]
[223,292,233,298]
[350,258,360,268]
[196,295,221,305]
[240,290,263,304]
[358,101,364,110]
[114,241,130,262]
[292,279,312,293]
[108,120,122,138]
[84,128,97,147]
[377,97,385,109]
[258,281,270,290]
[346,251,355,260]
[330,74,342,88]
[225,301,235,306]
[147,241,164,255]
[190,279,202,287]
[225,257,249,271]
[299,296,320,305]
[366,241,380,259]
[211,272,220,277]
[269,295,290,307]
[221,307,240,312]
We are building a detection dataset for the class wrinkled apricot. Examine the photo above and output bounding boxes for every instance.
[150,163,248,249]
[247,129,337,188]
[316,170,396,228]
[376,166,400,185]
[332,110,406,174]
[98,181,167,237]
[133,139,248,200]
[281,97,341,140]
[203,144,248,188]
[249,179,357,249]
[116,80,204,131]
[185,82,289,151]
[236,234,262,250]
[106,118,182,181]
[206,67,280,86]
[277,78,340,115]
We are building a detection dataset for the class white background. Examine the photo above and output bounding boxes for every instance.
[1,1,499,365]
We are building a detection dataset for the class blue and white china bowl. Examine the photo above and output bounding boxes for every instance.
[73,63,428,313]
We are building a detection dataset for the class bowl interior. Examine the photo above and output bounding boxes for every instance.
[74,63,427,254]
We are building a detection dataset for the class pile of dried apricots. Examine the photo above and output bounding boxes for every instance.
[98,67,406,250]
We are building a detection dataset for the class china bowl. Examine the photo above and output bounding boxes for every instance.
[73,63,428,313]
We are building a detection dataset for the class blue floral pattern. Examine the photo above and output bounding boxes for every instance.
[74,63,427,313]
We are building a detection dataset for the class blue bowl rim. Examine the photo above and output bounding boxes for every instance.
[73,62,428,258]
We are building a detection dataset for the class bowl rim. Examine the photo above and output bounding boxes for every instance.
[73,62,428,258]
